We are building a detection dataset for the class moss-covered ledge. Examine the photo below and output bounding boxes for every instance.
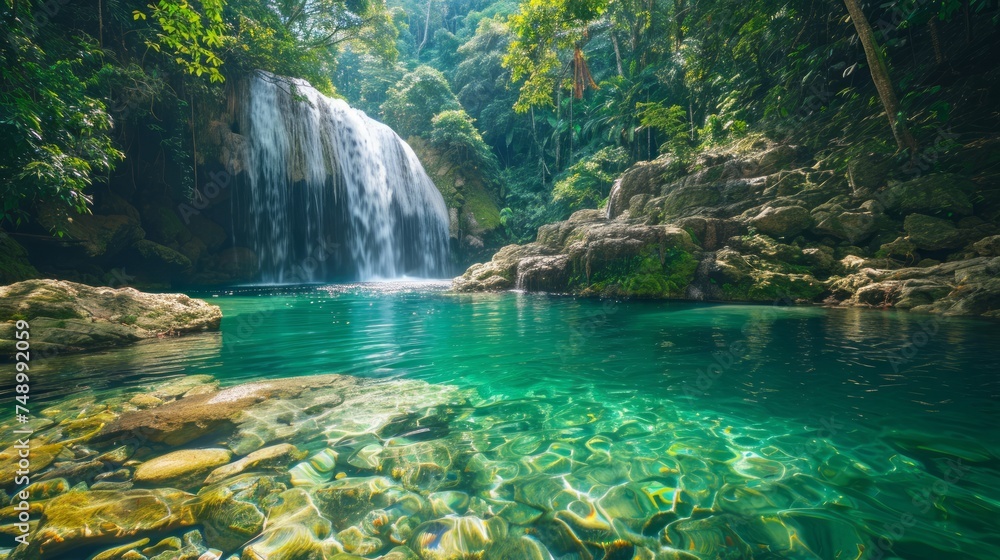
[0,279,221,360]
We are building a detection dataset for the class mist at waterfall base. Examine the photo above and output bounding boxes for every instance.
[230,71,451,284]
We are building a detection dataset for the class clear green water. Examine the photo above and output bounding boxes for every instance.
[21,282,1000,558]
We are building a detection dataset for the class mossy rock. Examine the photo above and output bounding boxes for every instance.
[720,271,826,302]
[406,136,501,245]
[140,199,194,247]
[0,233,39,284]
[0,279,221,359]
[571,245,699,298]
[881,173,975,218]
[35,204,145,260]
[462,181,501,232]
[185,213,227,251]
[129,239,194,280]
[9,488,197,558]
[749,205,813,238]
[903,214,963,251]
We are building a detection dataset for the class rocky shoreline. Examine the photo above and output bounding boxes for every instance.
[0,280,221,359]
[454,140,1000,318]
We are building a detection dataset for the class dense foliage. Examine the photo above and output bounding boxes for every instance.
[340,0,998,241]
[3,0,998,244]
[0,0,396,225]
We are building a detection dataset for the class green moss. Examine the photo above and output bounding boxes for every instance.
[684,227,701,246]
[407,136,502,235]
[463,182,501,231]
[0,233,40,284]
[721,273,825,302]
[571,245,698,298]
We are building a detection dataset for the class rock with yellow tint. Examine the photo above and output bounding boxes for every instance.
[0,440,62,485]
[133,448,232,490]
[241,488,341,559]
[204,443,306,485]
[9,488,196,559]
[90,538,150,560]
[189,474,280,550]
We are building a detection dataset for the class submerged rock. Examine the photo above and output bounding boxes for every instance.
[11,488,196,558]
[204,443,306,485]
[408,516,507,560]
[242,487,341,559]
[190,474,278,550]
[0,279,221,359]
[133,448,233,490]
[95,374,351,446]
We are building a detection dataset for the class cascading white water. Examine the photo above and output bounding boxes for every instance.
[232,71,450,283]
[605,178,623,219]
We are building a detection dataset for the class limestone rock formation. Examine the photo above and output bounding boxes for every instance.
[454,139,1000,316]
[0,279,222,358]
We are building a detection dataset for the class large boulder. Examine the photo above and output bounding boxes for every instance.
[749,205,813,238]
[96,192,141,223]
[139,197,193,248]
[0,279,221,358]
[836,257,1000,317]
[453,244,555,292]
[973,235,1000,257]
[812,209,879,244]
[904,214,963,251]
[881,173,975,217]
[674,216,745,251]
[9,489,196,559]
[35,204,144,260]
[127,239,194,281]
[133,448,233,490]
[606,155,683,219]
[186,213,228,251]
[94,374,353,446]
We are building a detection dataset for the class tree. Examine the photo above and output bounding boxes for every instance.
[552,146,629,210]
[430,109,500,179]
[380,66,460,138]
[133,0,227,83]
[502,0,608,112]
[842,0,918,153]
[1,16,122,225]
[269,0,395,52]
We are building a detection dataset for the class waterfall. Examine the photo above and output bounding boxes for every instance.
[606,178,623,219]
[232,71,450,283]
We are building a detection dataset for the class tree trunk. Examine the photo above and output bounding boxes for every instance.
[928,16,945,65]
[417,0,432,56]
[843,0,918,154]
[611,32,624,77]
